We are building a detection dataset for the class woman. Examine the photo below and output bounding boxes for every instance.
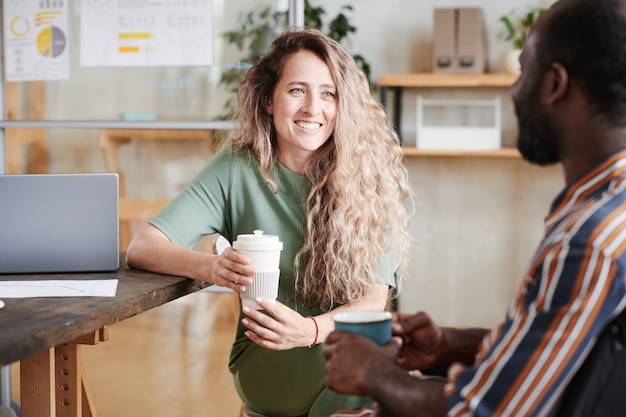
[126,27,413,417]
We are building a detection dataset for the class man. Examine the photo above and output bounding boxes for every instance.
[323,0,626,415]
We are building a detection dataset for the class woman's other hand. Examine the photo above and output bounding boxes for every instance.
[241,298,317,350]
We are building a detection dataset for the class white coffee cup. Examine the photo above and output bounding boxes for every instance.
[233,230,283,310]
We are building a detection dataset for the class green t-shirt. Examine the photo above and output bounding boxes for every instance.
[151,145,393,417]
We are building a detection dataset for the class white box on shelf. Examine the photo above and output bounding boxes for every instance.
[416,96,501,150]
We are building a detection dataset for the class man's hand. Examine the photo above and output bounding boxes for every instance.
[392,311,443,370]
[323,331,402,396]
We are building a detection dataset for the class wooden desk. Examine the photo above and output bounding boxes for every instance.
[0,253,205,417]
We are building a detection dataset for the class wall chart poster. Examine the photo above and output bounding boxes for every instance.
[3,0,70,81]
[80,0,213,67]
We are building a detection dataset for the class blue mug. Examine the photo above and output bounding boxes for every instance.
[332,311,393,346]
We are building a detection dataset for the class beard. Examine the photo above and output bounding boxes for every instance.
[515,100,560,166]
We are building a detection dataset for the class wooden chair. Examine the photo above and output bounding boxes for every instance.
[4,130,48,174]
[98,129,213,249]
[4,81,48,174]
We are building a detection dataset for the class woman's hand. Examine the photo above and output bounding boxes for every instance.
[241,298,317,350]
[209,247,256,292]
[126,225,254,290]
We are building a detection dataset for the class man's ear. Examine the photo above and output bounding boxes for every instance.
[544,62,569,105]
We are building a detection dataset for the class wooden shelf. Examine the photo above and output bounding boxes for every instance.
[378,73,518,88]
[402,146,521,158]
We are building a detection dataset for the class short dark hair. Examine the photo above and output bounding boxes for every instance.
[536,0,626,125]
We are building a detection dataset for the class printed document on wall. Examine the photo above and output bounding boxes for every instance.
[80,0,213,67]
[3,0,70,81]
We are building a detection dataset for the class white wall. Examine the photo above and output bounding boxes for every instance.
[404,157,562,327]
[40,0,562,328]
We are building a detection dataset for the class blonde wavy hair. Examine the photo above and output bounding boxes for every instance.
[229,28,413,310]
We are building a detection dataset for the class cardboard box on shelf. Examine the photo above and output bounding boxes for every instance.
[432,8,487,74]
[433,8,456,73]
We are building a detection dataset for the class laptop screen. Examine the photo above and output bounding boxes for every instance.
[0,173,119,274]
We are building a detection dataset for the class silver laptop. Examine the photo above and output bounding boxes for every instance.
[0,173,120,274]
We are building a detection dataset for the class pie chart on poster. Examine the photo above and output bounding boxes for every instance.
[36,26,66,58]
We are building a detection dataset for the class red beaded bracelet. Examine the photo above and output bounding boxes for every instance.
[307,316,319,348]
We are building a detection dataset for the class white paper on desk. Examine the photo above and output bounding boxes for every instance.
[0,280,118,298]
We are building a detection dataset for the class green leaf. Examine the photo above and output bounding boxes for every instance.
[304,0,324,29]
[328,13,356,42]
[499,16,516,40]
[499,6,545,49]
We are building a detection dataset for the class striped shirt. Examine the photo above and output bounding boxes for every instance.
[445,150,626,416]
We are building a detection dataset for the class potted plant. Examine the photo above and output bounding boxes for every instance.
[499,6,546,74]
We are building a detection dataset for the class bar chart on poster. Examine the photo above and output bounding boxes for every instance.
[80,0,214,67]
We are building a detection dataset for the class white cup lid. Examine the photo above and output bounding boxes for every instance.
[233,230,283,251]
